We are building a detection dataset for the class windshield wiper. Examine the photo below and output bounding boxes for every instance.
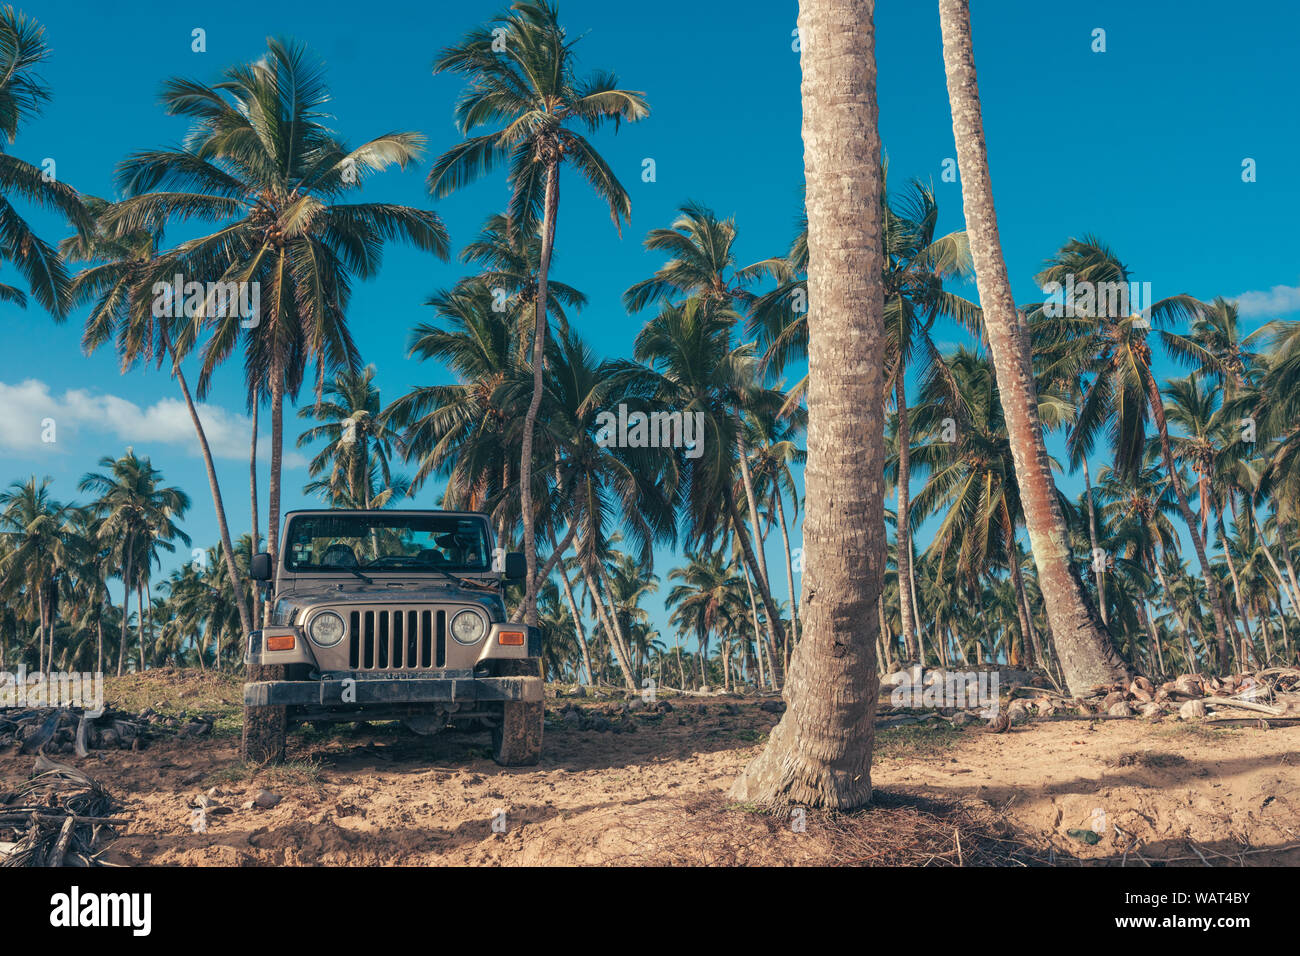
[428,566,496,591]
[346,567,374,584]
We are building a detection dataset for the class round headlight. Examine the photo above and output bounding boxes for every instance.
[450,609,486,645]
[307,611,346,647]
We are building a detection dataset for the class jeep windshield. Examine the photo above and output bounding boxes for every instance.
[284,514,492,573]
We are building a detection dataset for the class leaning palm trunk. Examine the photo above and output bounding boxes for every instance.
[938,0,1128,694]
[736,437,785,687]
[1260,537,1300,620]
[722,484,786,688]
[168,339,254,638]
[519,162,560,629]
[556,562,593,685]
[1004,522,1043,670]
[578,560,636,692]
[731,0,884,809]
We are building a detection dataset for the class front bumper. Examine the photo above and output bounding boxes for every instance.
[243,675,543,708]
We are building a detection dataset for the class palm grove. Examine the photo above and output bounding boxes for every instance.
[1,2,1299,808]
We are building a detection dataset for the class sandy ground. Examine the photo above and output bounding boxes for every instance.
[3,673,1298,866]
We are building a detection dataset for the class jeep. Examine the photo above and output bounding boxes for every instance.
[241,509,544,766]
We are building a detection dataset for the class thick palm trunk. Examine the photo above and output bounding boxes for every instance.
[1081,456,1107,625]
[895,374,920,660]
[731,0,883,809]
[723,483,786,688]
[519,161,560,629]
[1144,377,1233,672]
[939,0,1128,694]
[170,348,253,638]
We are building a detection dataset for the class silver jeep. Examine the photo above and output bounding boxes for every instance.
[241,509,544,765]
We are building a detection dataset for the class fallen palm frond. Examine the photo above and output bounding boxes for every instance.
[0,754,127,867]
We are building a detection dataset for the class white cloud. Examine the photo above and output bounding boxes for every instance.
[0,379,306,467]
[1229,282,1300,318]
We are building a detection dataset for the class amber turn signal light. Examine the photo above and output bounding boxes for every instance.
[498,630,525,646]
[266,634,296,651]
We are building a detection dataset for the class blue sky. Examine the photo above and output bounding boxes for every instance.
[3,0,1298,659]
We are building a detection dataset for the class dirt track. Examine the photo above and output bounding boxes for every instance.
[3,674,1298,865]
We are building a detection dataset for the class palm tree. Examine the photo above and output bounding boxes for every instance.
[66,202,253,638]
[938,0,1128,693]
[666,551,735,689]
[429,0,649,627]
[877,178,978,662]
[0,7,91,315]
[532,330,676,690]
[297,364,406,508]
[102,38,448,612]
[622,298,788,685]
[911,347,1074,672]
[391,282,523,536]
[624,200,806,673]
[459,212,586,359]
[731,0,884,809]
[79,451,189,675]
[1032,238,1233,671]
[0,476,69,672]
[64,506,110,675]
[623,200,770,314]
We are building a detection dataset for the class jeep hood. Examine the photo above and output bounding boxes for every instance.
[270,579,506,624]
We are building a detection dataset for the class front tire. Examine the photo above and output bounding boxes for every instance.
[242,662,287,763]
[491,658,543,766]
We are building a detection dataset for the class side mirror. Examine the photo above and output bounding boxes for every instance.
[504,552,527,581]
[250,552,273,581]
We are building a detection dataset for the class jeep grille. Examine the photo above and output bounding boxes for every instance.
[347,608,446,670]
